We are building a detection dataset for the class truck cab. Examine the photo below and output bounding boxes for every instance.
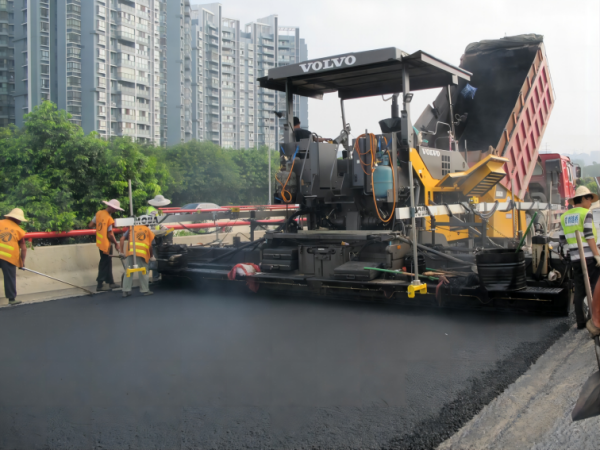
[528,154,580,208]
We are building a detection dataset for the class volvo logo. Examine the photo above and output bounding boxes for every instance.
[300,56,357,73]
[422,149,441,157]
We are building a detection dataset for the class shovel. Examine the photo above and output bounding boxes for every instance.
[20,267,94,296]
[571,231,600,421]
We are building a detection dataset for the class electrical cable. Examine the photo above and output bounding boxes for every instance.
[353,133,397,224]
[275,145,299,204]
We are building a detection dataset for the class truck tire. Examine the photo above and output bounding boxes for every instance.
[531,192,547,203]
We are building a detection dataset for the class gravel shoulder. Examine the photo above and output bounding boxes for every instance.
[438,326,600,450]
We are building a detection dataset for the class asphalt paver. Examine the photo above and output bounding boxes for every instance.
[0,284,570,449]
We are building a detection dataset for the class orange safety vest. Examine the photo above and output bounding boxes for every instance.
[126,225,155,263]
[0,219,26,267]
[95,210,115,255]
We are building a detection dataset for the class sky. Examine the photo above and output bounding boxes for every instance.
[193,0,600,154]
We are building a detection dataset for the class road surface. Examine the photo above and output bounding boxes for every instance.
[0,284,570,449]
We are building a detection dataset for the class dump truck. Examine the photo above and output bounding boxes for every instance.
[152,35,571,315]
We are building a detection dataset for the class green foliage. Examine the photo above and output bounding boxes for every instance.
[162,142,279,207]
[0,102,282,233]
[579,177,600,195]
[0,102,169,231]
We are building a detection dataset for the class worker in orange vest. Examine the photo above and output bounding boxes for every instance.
[88,199,124,292]
[119,224,156,297]
[0,208,28,305]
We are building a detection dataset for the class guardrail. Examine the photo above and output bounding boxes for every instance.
[23,219,289,241]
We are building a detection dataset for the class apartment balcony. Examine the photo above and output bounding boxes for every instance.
[0,0,14,12]
[112,100,135,108]
[136,116,150,123]
[136,35,151,46]
[115,71,136,82]
[114,85,136,96]
[112,113,137,123]
[116,30,136,43]
[114,17,135,28]
[137,129,151,137]
[136,89,151,98]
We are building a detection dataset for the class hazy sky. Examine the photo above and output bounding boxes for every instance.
[194,0,599,154]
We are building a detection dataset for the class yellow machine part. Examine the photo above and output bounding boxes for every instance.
[126,267,147,278]
[408,149,524,243]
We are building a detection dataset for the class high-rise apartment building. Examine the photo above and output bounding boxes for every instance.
[191,3,308,150]
[0,0,14,127]
[9,0,307,148]
[14,0,191,145]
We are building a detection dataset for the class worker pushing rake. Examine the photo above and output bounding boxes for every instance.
[118,180,157,298]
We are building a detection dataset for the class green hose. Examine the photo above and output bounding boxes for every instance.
[515,211,538,253]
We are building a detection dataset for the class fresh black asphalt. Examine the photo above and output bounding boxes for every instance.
[0,283,570,449]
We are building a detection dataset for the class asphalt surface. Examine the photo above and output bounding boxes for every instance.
[0,283,570,450]
[438,322,600,450]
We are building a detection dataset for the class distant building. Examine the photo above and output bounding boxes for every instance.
[191,3,308,149]
[8,0,307,148]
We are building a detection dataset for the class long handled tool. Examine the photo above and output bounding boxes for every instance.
[20,267,94,296]
[572,230,600,421]
[514,211,538,253]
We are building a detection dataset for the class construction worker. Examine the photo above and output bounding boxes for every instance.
[0,209,28,305]
[146,195,171,281]
[119,224,156,297]
[293,117,330,143]
[88,199,123,292]
[275,161,297,204]
[559,186,600,330]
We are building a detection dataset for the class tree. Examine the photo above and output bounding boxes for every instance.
[229,146,279,205]
[0,102,169,231]
[163,140,241,206]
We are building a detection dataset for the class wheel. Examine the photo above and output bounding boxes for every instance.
[531,192,548,203]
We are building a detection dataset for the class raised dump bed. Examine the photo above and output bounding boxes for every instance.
[416,34,555,200]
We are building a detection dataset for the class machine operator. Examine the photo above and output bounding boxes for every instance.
[559,186,600,335]
[293,117,331,143]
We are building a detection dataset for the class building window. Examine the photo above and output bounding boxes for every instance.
[40,8,49,18]
[41,36,49,47]
[97,49,106,60]
[68,47,81,58]
[41,50,49,60]
[98,106,106,115]
[98,34,106,46]
[67,4,81,14]
[97,6,105,17]
[40,21,49,32]
[67,105,81,115]
[97,77,106,88]
[98,91,106,102]
[67,77,80,87]
[97,20,105,31]
[67,19,81,30]
[41,64,49,74]
[68,33,80,44]
[41,78,49,88]
[68,91,81,101]
[67,61,81,71]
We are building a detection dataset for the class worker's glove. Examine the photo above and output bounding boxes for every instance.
[594,255,600,267]
[150,256,157,262]
[119,252,126,259]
